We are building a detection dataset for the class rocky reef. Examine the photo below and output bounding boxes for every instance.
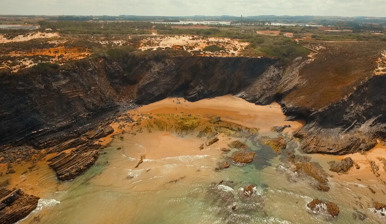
[0,188,39,224]
[328,157,354,173]
[307,198,340,218]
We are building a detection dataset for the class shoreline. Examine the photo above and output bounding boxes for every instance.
[0,95,384,224]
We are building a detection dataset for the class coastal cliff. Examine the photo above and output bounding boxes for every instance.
[0,42,384,157]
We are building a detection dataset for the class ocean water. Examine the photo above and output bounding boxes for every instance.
[18,130,385,224]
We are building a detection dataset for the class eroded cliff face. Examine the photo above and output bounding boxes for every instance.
[279,42,386,154]
[293,75,386,154]
[0,41,385,155]
[0,55,276,150]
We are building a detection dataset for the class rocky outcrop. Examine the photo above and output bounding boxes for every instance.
[287,154,330,191]
[307,199,340,218]
[272,125,291,133]
[215,161,231,171]
[260,136,287,154]
[206,137,219,146]
[0,55,275,151]
[374,202,386,210]
[293,75,385,154]
[47,146,99,181]
[0,188,39,224]
[228,140,248,150]
[207,181,264,223]
[281,42,385,154]
[328,157,354,173]
[231,151,256,164]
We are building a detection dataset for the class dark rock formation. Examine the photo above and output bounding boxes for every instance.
[272,125,291,133]
[291,74,385,155]
[370,161,381,177]
[0,55,274,153]
[328,157,354,173]
[0,60,119,150]
[47,147,99,181]
[220,147,230,152]
[0,188,39,224]
[206,137,219,146]
[134,155,145,169]
[307,199,340,217]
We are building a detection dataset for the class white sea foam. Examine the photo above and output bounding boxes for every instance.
[16,199,60,223]
[35,198,61,212]
[162,155,210,162]
[217,184,234,192]
[369,207,386,217]
[270,189,312,201]
[142,159,153,162]
[127,169,144,178]
[134,143,145,148]
[259,217,292,224]
[121,155,137,161]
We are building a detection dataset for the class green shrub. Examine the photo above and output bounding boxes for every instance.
[203,45,225,52]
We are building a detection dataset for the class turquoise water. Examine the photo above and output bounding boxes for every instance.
[19,131,385,224]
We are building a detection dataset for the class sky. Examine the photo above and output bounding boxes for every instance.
[0,0,385,17]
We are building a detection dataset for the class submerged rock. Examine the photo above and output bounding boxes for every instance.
[207,181,265,223]
[221,147,231,152]
[134,155,145,169]
[228,140,248,150]
[215,162,231,171]
[272,125,291,133]
[261,136,287,154]
[287,154,330,191]
[352,210,367,221]
[370,161,380,177]
[307,199,340,218]
[328,157,354,173]
[206,137,219,146]
[0,188,39,224]
[232,151,256,164]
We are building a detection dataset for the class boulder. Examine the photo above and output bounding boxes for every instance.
[328,157,354,173]
[206,137,219,146]
[228,140,248,150]
[307,199,340,217]
[232,151,256,164]
[242,185,256,197]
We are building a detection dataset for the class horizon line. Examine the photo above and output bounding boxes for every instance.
[0,14,385,19]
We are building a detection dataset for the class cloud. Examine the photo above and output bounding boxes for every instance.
[0,0,384,17]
